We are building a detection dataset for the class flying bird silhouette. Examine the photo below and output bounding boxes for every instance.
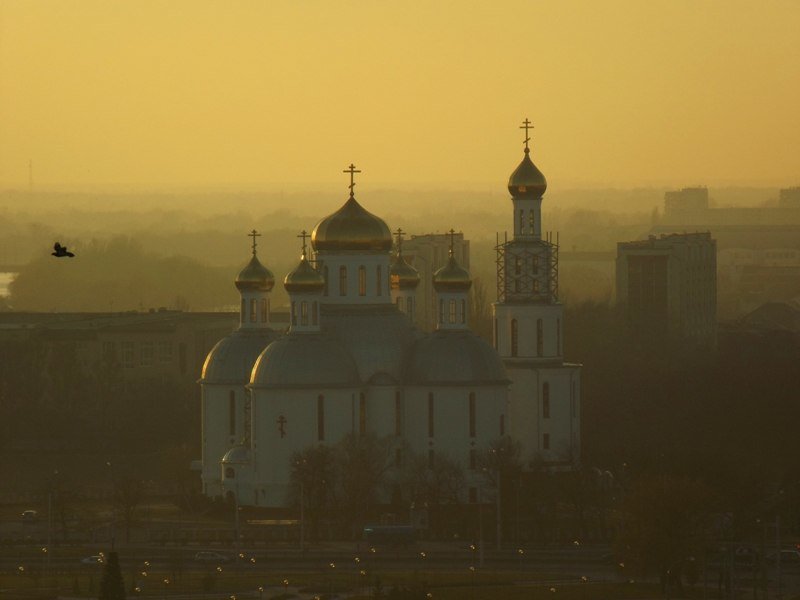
[52,242,75,258]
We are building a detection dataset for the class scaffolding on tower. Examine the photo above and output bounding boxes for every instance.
[495,231,559,304]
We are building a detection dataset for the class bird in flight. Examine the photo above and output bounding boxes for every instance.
[52,242,75,258]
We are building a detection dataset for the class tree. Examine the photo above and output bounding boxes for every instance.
[113,478,145,544]
[98,551,126,600]
[478,437,524,546]
[403,450,465,537]
[288,444,338,539]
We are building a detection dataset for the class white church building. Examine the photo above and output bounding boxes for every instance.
[199,126,581,507]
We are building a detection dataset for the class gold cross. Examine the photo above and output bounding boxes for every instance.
[343,163,361,196]
[394,228,405,255]
[519,118,533,151]
[248,229,261,255]
[447,228,457,257]
[297,230,310,258]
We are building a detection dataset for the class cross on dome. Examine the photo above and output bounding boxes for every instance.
[248,229,261,255]
[297,230,310,258]
[343,163,361,197]
[447,228,457,257]
[394,228,406,255]
[520,118,533,153]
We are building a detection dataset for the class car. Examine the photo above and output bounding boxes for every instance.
[21,510,38,523]
[81,555,105,565]
[194,551,230,564]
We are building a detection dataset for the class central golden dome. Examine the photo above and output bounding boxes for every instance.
[311,195,392,253]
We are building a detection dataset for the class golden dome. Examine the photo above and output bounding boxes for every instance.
[433,255,472,293]
[312,195,392,253]
[235,255,275,292]
[390,254,421,290]
[284,256,324,294]
[508,148,547,198]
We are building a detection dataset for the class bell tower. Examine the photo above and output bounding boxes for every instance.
[493,120,581,468]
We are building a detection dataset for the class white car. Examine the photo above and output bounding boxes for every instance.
[81,555,105,565]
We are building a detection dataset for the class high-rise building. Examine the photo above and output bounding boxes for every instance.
[492,121,581,468]
[616,232,717,346]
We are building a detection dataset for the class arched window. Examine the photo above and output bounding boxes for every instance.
[461,299,466,324]
[317,395,325,441]
[533,279,540,293]
[407,297,414,320]
[448,299,456,324]
[260,298,268,323]
[376,265,382,296]
[228,391,236,436]
[358,266,367,296]
[323,266,329,296]
[300,301,308,326]
[438,299,444,325]
[528,210,535,234]
[543,382,550,418]
[532,255,539,274]
[290,301,297,326]
[249,298,257,322]
[312,301,318,326]
[514,256,521,275]
[396,296,404,312]
[359,393,367,435]
[510,319,518,357]
[519,209,524,234]
[339,266,347,296]
[468,392,476,438]
[225,467,235,479]
[537,319,544,356]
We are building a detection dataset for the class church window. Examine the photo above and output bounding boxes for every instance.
[396,297,403,312]
[317,395,325,441]
[121,342,135,368]
[438,299,444,325]
[461,299,466,324]
[260,298,268,323]
[291,302,297,326]
[500,414,505,436]
[510,319,518,357]
[428,449,435,469]
[300,301,308,326]
[528,210,535,234]
[407,297,414,320]
[449,299,456,324]
[468,392,476,437]
[469,449,477,470]
[542,433,550,450]
[427,393,434,438]
[532,256,539,274]
[240,299,246,323]
[250,298,257,322]
[519,209,524,234]
[376,265,382,296]
[359,393,367,435]
[225,467,235,479]
[140,342,154,367]
[395,392,403,436]
[358,266,367,296]
[537,319,544,356]
[323,266,329,296]
[339,266,347,296]
[312,301,318,326]
[543,383,550,418]
[533,279,540,293]
[229,391,236,436]
[514,256,521,275]
[556,319,561,354]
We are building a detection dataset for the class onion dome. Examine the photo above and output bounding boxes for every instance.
[250,335,360,388]
[433,254,472,293]
[284,256,324,294]
[235,255,275,292]
[405,329,509,385]
[221,444,251,464]
[390,254,420,290]
[508,147,547,198]
[200,329,279,384]
[312,195,392,253]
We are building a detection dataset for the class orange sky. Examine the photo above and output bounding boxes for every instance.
[1,0,798,192]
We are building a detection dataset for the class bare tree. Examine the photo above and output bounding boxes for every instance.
[288,444,338,540]
[113,478,145,544]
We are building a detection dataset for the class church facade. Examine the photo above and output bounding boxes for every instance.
[199,126,581,507]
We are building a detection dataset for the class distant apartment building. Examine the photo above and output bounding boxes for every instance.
[664,186,709,216]
[616,232,717,346]
[401,232,470,331]
[779,187,800,208]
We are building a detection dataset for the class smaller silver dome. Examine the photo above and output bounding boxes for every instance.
[405,330,509,386]
[201,330,279,384]
[251,334,360,388]
[222,444,251,464]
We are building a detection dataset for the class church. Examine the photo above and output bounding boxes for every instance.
[199,123,581,507]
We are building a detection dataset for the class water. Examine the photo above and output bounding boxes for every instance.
[0,272,15,297]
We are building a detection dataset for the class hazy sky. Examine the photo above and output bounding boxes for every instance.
[1,1,798,192]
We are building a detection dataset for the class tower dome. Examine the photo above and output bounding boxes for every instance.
[284,255,324,293]
[390,254,421,290]
[311,164,392,253]
[235,255,275,292]
[508,119,547,198]
[433,254,471,292]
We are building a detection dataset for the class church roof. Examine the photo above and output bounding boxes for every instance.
[236,254,275,292]
[200,329,279,384]
[250,334,360,388]
[311,194,393,253]
[221,444,251,464]
[405,329,509,386]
